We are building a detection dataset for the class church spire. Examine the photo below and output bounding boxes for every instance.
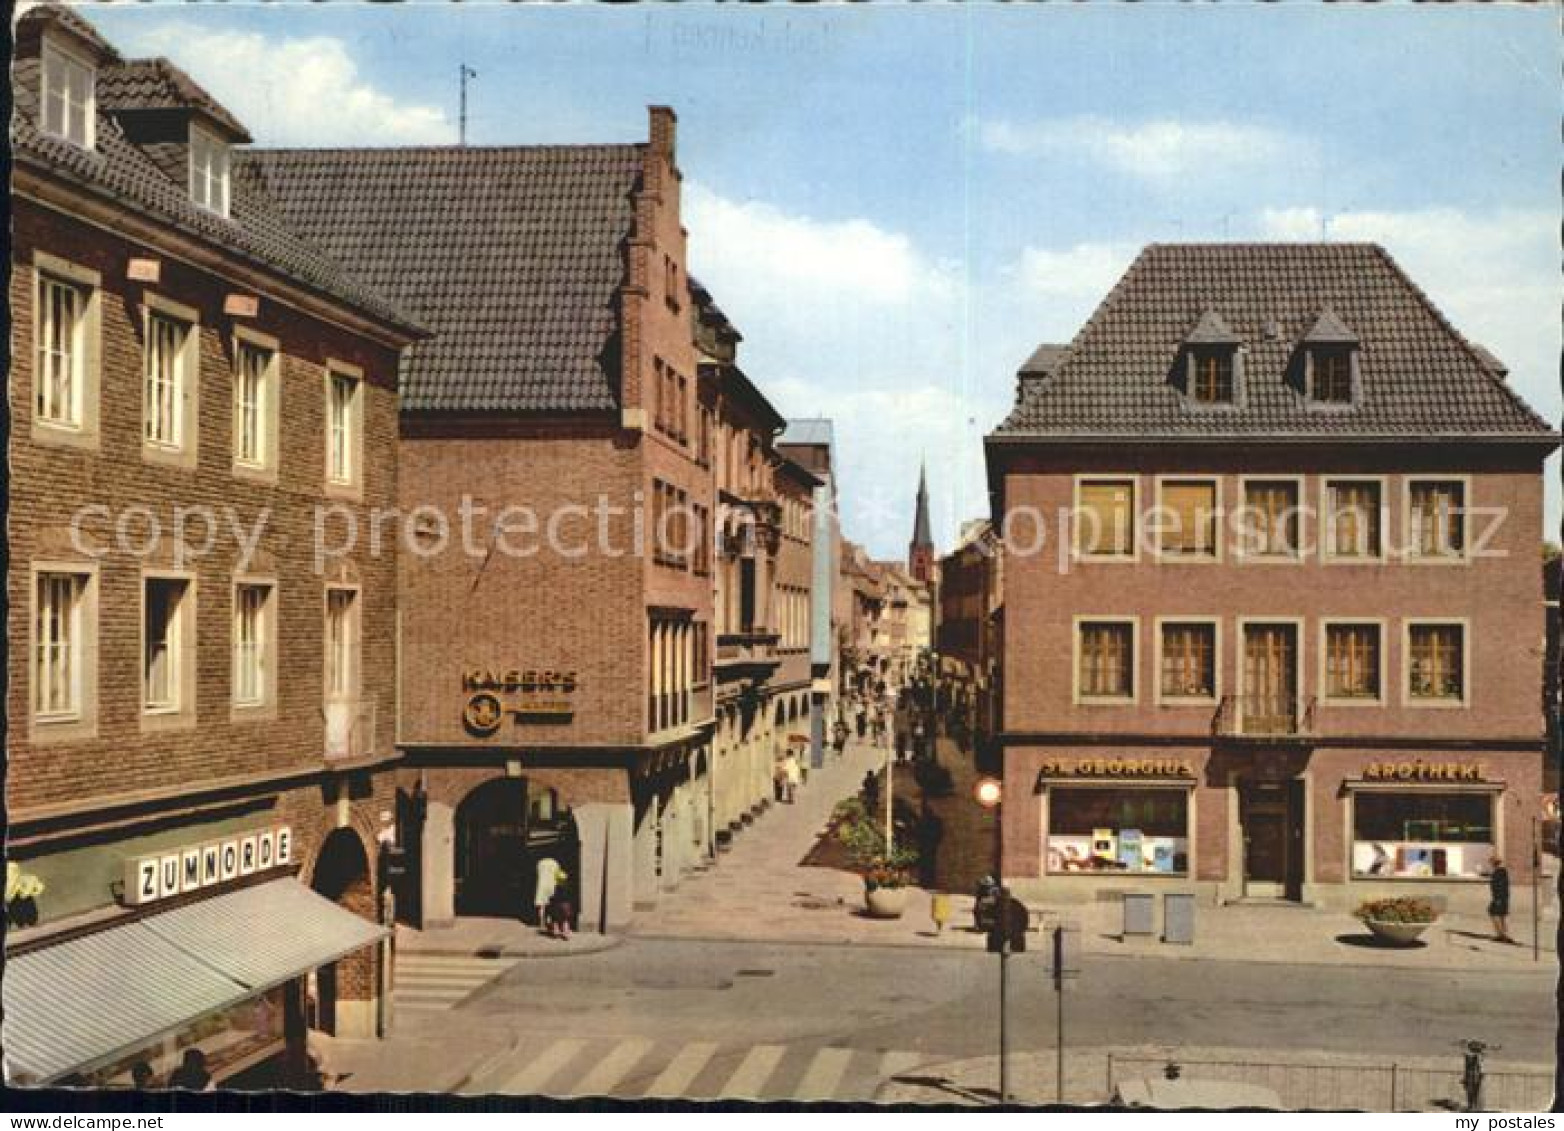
[909,460,934,583]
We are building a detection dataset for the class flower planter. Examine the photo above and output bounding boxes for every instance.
[1363,918,1432,946]
[865,886,909,919]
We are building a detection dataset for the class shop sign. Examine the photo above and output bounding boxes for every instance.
[1362,761,1486,783]
[462,668,578,735]
[1036,757,1196,782]
[123,826,292,907]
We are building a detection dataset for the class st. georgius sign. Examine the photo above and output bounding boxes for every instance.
[462,668,578,735]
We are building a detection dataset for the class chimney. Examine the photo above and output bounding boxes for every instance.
[649,106,677,161]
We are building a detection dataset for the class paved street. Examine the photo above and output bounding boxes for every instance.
[326,749,1556,1106]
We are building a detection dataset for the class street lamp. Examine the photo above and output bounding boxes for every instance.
[973,776,1008,1103]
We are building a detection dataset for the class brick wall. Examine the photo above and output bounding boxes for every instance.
[8,198,402,817]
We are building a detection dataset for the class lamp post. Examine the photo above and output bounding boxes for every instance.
[974,776,1006,1103]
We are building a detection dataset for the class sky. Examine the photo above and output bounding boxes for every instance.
[81,2,1562,560]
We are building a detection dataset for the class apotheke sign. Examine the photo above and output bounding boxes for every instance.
[1363,761,1486,782]
[124,826,292,906]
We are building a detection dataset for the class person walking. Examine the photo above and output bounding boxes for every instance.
[1487,854,1514,943]
[862,769,880,814]
[832,720,850,756]
[544,875,574,940]
[534,856,564,933]
[855,710,867,740]
[783,752,803,803]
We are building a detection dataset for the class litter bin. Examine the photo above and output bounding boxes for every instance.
[1122,892,1155,936]
[1164,892,1195,944]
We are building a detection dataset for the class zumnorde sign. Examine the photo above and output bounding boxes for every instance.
[123,826,292,906]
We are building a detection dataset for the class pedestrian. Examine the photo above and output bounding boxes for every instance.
[773,762,787,803]
[534,856,564,932]
[863,769,880,813]
[855,711,867,739]
[1487,854,1513,943]
[168,1049,211,1091]
[544,875,573,940]
[832,720,849,756]
[783,752,803,803]
[130,1061,155,1090]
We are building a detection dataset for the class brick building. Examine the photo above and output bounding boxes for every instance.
[985,243,1558,911]
[5,6,424,1085]
[248,109,811,931]
[693,280,820,844]
[937,519,1004,737]
[778,419,843,768]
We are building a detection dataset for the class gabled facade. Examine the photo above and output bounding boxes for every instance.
[986,243,1559,910]
[249,109,713,932]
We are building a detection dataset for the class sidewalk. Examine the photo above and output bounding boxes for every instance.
[396,916,622,958]
[314,1029,515,1095]
[629,739,1557,972]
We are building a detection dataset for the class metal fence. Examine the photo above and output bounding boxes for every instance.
[1106,1054,1554,1112]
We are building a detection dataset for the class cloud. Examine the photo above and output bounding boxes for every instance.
[1256,205,1560,422]
[106,22,452,146]
[684,182,957,311]
[1009,241,1138,305]
[977,116,1298,182]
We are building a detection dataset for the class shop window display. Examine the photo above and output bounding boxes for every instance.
[1351,791,1493,879]
[1047,788,1189,875]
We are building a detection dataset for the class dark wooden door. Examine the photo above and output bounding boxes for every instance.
[1244,810,1286,883]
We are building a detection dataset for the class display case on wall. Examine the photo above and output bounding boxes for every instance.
[1046,788,1192,876]
[1350,790,1496,880]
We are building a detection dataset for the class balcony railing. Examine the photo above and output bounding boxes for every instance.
[324,699,376,763]
[714,631,782,675]
[1212,694,1316,739]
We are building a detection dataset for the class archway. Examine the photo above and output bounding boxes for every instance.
[454,779,581,922]
[309,828,373,1037]
[454,778,528,918]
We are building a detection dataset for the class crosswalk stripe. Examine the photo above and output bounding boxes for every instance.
[792,1047,853,1101]
[644,1041,718,1098]
[721,1044,787,1099]
[879,1050,924,1080]
[573,1039,653,1097]
[397,976,495,990]
[497,1037,588,1096]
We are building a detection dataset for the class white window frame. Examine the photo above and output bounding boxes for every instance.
[1321,476,1388,564]
[1153,616,1221,705]
[324,584,361,703]
[1404,475,1471,566]
[1072,475,1140,563]
[1317,618,1387,707]
[1153,475,1223,563]
[1235,474,1307,564]
[31,252,102,449]
[325,362,364,494]
[232,578,277,711]
[39,38,95,150]
[141,571,195,720]
[141,294,200,465]
[232,328,280,477]
[189,122,231,217]
[1403,618,1471,709]
[32,566,95,727]
[1072,615,1139,705]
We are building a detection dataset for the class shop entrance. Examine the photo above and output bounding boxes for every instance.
[309,828,373,1035]
[1240,778,1304,899]
[454,779,581,921]
[455,779,529,917]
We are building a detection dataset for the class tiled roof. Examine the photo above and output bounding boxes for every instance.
[780,418,834,447]
[241,145,646,414]
[1019,343,1068,377]
[994,243,1556,441]
[15,4,121,63]
[12,59,420,336]
[98,58,252,142]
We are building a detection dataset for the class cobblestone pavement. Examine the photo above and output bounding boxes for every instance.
[630,737,1558,972]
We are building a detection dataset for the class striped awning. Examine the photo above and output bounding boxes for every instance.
[3,879,387,1085]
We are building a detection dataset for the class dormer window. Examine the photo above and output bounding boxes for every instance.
[1181,310,1241,405]
[1190,349,1233,404]
[1301,309,1360,406]
[40,40,95,149]
[190,124,230,217]
[1311,348,1353,403]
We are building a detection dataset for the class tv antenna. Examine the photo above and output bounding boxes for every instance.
[459,64,478,146]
